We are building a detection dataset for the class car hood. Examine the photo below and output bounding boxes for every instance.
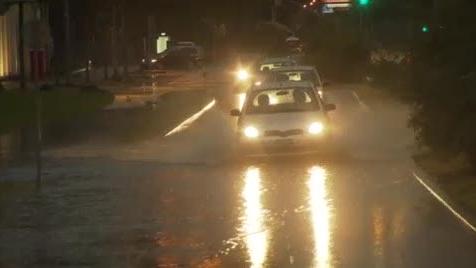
[240,111,326,131]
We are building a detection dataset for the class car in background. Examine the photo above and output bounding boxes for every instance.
[233,56,302,90]
[142,42,204,70]
[230,81,336,156]
[237,57,299,87]
[266,66,326,99]
[258,57,297,71]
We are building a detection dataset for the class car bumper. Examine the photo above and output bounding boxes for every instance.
[238,135,331,156]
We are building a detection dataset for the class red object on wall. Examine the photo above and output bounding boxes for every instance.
[30,50,47,82]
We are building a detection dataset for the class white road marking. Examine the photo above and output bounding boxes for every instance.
[413,172,476,233]
[164,100,216,137]
[352,91,370,111]
[72,68,87,74]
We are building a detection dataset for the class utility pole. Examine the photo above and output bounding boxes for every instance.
[432,0,439,30]
[271,0,282,23]
[359,8,363,33]
[357,0,371,46]
[121,1,128,77]
[85,36,91,83]
[111,4,119,80]
[144,15,154,69]
[18,1,25,89]
[271,0,277,23]
[64,0,71,84]
[34,91,42,188]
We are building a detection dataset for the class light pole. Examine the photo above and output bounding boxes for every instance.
[64,0,71,84]
[356,0,371,44]
[18,1,25,89]
[272,0,280,23]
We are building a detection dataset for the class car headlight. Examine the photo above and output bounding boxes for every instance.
[237,69,250,81]
[244,126,260,138]
[151,58,158,63]
[308,122,324,135]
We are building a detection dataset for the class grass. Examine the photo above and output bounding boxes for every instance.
[0,86,114,135]
[414,152,476,216]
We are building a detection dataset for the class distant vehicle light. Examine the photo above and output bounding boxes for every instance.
[244,126,260,138]
[237,69,250,81]
[151,58,158,63]
[308,122,324,135]
[254,81,262,86]
[141,58,146,63]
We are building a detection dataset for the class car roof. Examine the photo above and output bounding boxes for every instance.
[252,81,314,91]
[272,65,317,72]
[260,57,295,64]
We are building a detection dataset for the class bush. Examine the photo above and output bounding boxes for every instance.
[409,68,476,165]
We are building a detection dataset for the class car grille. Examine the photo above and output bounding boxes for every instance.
[264,129,304,137]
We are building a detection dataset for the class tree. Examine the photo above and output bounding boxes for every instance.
[408,0,476,165]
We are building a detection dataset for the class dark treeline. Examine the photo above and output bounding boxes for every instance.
[357,0,476,166]
[409,0,476,165]
[47,0,275,68]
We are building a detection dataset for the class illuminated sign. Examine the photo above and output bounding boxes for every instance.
[320,0,352,12]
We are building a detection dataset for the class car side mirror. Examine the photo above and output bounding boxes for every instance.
[230,109,241,117]
[325,104,336,111]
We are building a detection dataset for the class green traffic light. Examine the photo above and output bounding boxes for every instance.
[359,0,370,6]
[422,25,429,33]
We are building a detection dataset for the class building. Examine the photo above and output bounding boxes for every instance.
[0,1,51,81]
[0,4,19,79]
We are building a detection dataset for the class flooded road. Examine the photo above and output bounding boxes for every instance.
[1,86,476,267]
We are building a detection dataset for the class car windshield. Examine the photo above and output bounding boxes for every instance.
[245,87,319,114]
[272,70,321,86]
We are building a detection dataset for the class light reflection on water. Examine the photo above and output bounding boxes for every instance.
[308,166,333,268]
[240,167,269,268]
[237,93,246,110]
[372,206,385,263]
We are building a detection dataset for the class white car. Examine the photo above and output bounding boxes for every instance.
[230,81,336,155]
[269,66,326,99]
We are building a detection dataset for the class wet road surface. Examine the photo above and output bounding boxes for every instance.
[1,85,476,267]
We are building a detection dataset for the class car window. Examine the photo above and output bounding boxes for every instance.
[260,61,295,71]
[245,88,320,114]
[260,64,275,71]
[273,71,321,86]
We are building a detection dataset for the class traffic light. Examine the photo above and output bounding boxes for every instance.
[421,25,430,33]
[358,0,370,6]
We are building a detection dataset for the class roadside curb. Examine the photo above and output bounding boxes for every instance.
[412,167,476,233]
